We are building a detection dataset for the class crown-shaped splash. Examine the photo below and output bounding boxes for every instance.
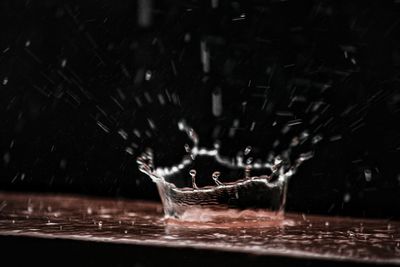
[137,120,313,220]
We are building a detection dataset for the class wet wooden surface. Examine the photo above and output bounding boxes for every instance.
[0,192,399,266]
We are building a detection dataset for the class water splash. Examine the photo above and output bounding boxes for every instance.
[137,120,313,219]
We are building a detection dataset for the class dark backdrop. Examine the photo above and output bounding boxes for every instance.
[1,0,400,219]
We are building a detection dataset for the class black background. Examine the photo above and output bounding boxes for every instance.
[1,0,400,219]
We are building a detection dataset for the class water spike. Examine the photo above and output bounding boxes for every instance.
[212,171,223,186]
[189,169,198,189]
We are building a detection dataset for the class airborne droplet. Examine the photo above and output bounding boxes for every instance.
[184,144,191,153]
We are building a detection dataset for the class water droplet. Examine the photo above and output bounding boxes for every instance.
[213,142,220,149]
[3,152,10,165]
[145,70,152,81]
[290,137,299,147]
[181,32,190,43]
[188,129,196,139]
[250,122,256,131]
[212,171,220,179]
[211,0,219,8]
[274,156,282,166]
[273,140,280,148]
[312,135,323,144]
[178,121,185,130]
[184,144,191,153]
[200,40,210,73]
[343,193,351,203]
[133,129,141,138]
[118,129,128,140]
[59,159,67,169]
[364,168,372,182]
[246,157,253,165]
[2,77,8,85]
[97,121,110,133]
[212,87,223,117]
[61,59,67,68]
[125,147,134,155]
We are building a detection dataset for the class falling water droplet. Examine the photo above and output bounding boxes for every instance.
[125,147,134,155]
[145,70,152,81]
[244,146,252,155]
[212,87,223,117]
[246,157,253,165]
[200,40,210,73]
[312,135,323,144]
[137,0,152,27]
[184,144,191,153]
[364,168,372,182]
[61,59,67,68]
[59,159,67,170]
[184,33,191,42]
[118,129,128,140]
[344,193,351,203]
[3,152,10,165]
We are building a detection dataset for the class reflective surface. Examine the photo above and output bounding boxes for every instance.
[0,192,399,265]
